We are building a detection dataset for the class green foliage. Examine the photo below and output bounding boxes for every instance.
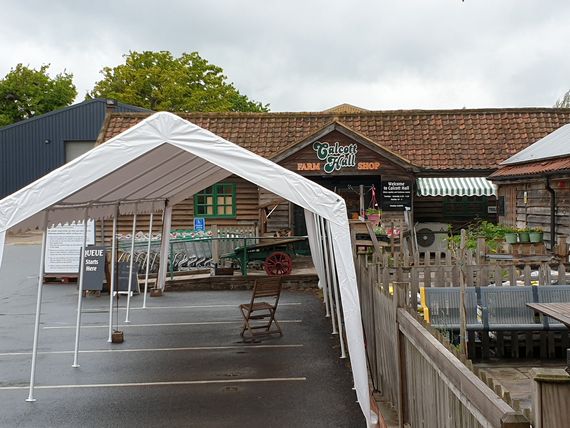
[373,225,386,235]
[555,89,570,108]
[0,64,77,126]
[447,220,512,252]
[366,208,382,215]
[88,51,269,112]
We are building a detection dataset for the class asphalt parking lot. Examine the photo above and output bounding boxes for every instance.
[0,244,365,427]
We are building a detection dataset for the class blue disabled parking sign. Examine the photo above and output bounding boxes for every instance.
[194,217,206,231]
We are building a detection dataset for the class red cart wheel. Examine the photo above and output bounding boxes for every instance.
[264,251,293,276]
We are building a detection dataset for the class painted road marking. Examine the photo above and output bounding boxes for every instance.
[83,302,302,313]
[0,344,303,357]
[0,377,307,391]
[43,320,302,330]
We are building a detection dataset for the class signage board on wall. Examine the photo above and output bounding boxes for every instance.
[381,178,412,211]
[45,220,96,274]
[194,217,206,231]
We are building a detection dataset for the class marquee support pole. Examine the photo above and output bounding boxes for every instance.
[320,217,337,332]
[72,209,89,368]
[327,221,347,359]
[107,205,118,342]
[26,211,49,402]
[125,211,137,323]
[142,213,154,309]
[157,205,172,291]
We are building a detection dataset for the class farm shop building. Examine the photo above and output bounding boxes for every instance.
[97,105,570,240]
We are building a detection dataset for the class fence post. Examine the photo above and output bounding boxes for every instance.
[501,412,531,428]
[393,282,408,428]
[211,224,219,266]
[459,229,467,357]
[530,368,570,428]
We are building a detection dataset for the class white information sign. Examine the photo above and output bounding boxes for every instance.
[45,220,96,274]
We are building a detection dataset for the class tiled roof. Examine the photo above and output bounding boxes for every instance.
[322,103,370,114]
[489,157,570,179]
[98,108,570,171]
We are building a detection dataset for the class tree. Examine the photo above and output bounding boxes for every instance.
[0,64,77,126]
[88,51,269,112]
[554,90,570,108]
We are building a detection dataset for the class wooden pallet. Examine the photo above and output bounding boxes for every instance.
[43,274,78,283]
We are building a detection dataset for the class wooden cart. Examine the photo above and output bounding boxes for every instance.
[221,237,307,276]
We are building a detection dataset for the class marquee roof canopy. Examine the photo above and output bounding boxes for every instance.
[0,112,371,426]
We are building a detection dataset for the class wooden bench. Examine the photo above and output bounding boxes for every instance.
[421,285,570,359]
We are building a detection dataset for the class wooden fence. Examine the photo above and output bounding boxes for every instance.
[357,255,530,427]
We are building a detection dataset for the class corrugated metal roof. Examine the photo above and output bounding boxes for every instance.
[489,157,570,179]
[0,99,150,198]
[502,122,570,165]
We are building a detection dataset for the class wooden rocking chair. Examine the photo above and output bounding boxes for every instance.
[240,277,283,340]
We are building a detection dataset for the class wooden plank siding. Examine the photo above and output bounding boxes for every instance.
[414,195,497,229]
[97,176,260,245]
[258,187,291,233]
[497,176,570,249]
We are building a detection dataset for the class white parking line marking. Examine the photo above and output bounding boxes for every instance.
[0,344,303,357]
[0,377,307,391]
[43,320,302,329]
[83,302,302,312]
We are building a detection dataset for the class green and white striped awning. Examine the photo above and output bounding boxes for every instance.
[416,177,497,197]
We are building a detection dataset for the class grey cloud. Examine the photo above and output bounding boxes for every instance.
[1,0,570,111]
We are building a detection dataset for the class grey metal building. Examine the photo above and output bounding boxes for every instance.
[0,98,150,198]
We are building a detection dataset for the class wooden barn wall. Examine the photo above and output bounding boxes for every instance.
[497,176,570,248]
[413,195,497,230]
[258,187,291,233]
[413,196,444,224]
[97,176,259,245]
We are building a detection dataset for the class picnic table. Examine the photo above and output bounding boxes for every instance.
[527,302,570,371]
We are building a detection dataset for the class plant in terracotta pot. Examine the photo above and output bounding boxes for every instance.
[529,227,544,243]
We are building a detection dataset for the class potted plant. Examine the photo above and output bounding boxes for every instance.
[366,208,382,225]
[529,227,544,243]
[517,227,531,243]
[373,225,389,243]
[503,226,518,244]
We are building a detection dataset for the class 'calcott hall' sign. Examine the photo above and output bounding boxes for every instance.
[295,141,381,173]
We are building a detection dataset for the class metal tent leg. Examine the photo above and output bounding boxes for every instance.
[72,211,89,368]
[142,213,153,309]
[26,212,48,402]
[107,205,118,342]
[125,212,137,323]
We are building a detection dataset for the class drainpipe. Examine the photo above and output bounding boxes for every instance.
[546,176,556,249]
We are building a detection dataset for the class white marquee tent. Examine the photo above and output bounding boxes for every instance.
[0,112,372,426]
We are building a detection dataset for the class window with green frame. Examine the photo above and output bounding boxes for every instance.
[194,183,236,218]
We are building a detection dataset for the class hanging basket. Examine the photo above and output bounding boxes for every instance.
[367,213,381,224]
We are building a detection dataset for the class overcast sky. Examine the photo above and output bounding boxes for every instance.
[1,0,569,112]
